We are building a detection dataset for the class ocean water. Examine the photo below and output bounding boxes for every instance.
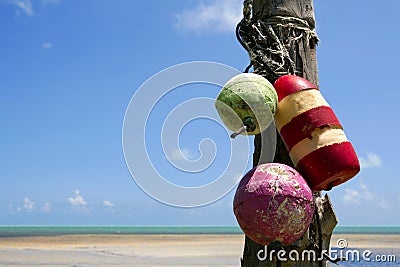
[0,225,400,237]
[0,225,243,237]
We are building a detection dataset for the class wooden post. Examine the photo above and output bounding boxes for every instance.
[237,0,338,266]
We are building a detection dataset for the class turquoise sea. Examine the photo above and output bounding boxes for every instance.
[0,225,400,237]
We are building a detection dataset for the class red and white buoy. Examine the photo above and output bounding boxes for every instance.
[273,75,360,191]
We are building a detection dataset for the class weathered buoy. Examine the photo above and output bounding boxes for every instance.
[233,163,314,246]
[274,75,360,191]
[215,73,278,137]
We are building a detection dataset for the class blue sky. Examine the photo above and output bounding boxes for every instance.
[1,0,399,226]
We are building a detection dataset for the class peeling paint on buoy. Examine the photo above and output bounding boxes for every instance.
[215,73,278,136]
[233,163,314,246]
[273,75,360,191]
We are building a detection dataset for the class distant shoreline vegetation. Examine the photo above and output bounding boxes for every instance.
[0,226,399,237]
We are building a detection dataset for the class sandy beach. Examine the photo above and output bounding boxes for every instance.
[0,234,399,266]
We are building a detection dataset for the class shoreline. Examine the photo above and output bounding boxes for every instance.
[1,233,400,248]
[0,234,399,266]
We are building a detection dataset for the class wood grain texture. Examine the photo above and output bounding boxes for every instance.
[240,0,337,266]
[253,0,316,28]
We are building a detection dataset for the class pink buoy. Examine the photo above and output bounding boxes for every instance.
[233,163,314,246]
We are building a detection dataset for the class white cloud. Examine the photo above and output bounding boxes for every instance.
[103,200,114,208]
[342,188,360,204]
[41,202,51,212]
[1,0,60,16]
[175,0,242,33]
[23,197,35,212]
[4,0,34,16]
[8,204,21,213]
[359,152,382,169]
[342,182,389,210]
[68,190,87,207]
[42,42,52,49]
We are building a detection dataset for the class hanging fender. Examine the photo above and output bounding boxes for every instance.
[273,75,360,191]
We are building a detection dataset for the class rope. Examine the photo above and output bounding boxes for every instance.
[263,16,318,42]
[236,20,249,52]
[236,1,319,81]
[243,0,253,21]
[315,204,324,267]
[236,20,253,73]
[235,0,253,73]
